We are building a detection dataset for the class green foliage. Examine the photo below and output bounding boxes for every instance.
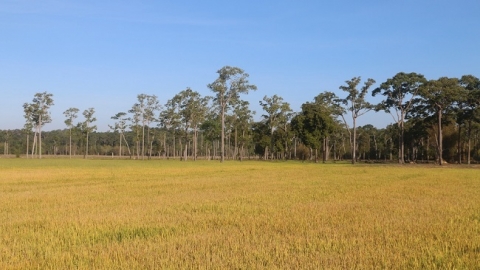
[292,102,335,150]
[208,66,257,162]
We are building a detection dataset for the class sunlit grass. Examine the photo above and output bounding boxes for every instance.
[0,159,479,268]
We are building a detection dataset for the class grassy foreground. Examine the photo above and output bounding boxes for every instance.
[0,159,479,269]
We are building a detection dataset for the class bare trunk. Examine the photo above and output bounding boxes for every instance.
[119,132,122,157]
[184,142,188,161]
[234,127,238,160]
[122,133,132,158]
[39,115,42,159]
[352,118,356,164]
[173,133,176,159]
[457,125,462,164]
[32,128,38,157]
[69,128,72,159]
[150,135,154,160]
[467,121,471,164]
[399,121,405,164]
[85,132,89,159]
[163,133,166,158]
[142,124,145,160]
[193,130,196,161]
[26,133,30,158]
[221,106,225,162]
[437,109,443,166]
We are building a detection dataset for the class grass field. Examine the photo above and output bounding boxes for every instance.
[0,159,479,269]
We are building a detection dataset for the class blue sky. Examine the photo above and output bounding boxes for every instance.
[1,0,479,131]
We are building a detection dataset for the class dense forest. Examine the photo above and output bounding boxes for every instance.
[2,67,480,165]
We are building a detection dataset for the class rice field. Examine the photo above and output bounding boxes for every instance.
[0,159,479,269]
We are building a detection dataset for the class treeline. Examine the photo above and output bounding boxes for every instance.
[2,67,480,165]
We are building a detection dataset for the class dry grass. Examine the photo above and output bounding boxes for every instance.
[0,159,479,269]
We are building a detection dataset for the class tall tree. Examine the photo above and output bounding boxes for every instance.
[23,92,54,159]
[313,92,344,162]
[232,100,255,160]
[166,88,209,161]
[144,95,161,159]
[180,89,210,161]
[372,72,427,164]
[160,94,182,159]
[338,77,376,164]
[456,75,480,164]
[417,77,464,165]
[199,110,222,160]
[63,107,79,159]
[78,108,97,159]
[22,103,35,158]
[131,94,161,160]
[259,94,292,159]
[129,103,142,159]
[208,66,257,162]
[110,112,131,157]
[291,95,337,163]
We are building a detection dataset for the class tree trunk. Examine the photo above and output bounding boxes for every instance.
[437,109,443,166]
[457,125,462,164]
[26,134,30,158]
[163,133,166,159]
[184,142,188,161]
[294,137,297,159]
[173,134,176,159]
[194,129,197,161]
[234,127,238,160]
[119,132,122,157]
[221,105,225,163]
[322,137,327,163]
[399,121,405,164]
[39,115,42,159]
[85,132,89,159]
[122,133,132,158]
[467,122,471,165]
[32,128,37,157]
[352,118,356,164]
[149,135,154,160]
[69,128,72,159]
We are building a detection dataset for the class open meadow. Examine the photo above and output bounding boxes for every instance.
[0,159,479,269]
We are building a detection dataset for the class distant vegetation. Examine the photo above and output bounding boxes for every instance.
[2,67,480,165]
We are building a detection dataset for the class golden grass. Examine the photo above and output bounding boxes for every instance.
[0,159,479,269]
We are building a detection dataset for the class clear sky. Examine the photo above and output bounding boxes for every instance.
[1,0,479,131]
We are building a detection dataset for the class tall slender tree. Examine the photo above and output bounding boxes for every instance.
[78,108,97,159]
[457,75,480,164]
[417,77,464,165]
[372,72,426,164]
[129,103,142,159]
[110,112,131,157]
[22,103,35,158]
[160,95,182,158]
[63,107,79,159]
[337,77,376,164]
[259,94,292,159]
[208,66,257,162]
[232,100,255,161]
[144,95,161,159]
[165,88,210,161]
[131,94,161,160]
[23,92,54,159]
[313,92,344,162]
